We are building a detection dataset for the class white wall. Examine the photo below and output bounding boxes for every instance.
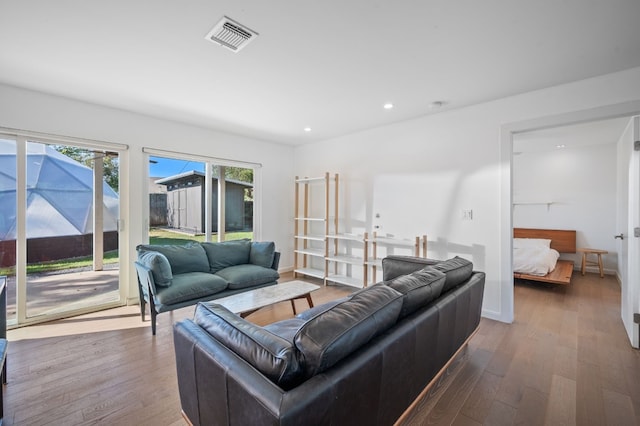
[0,83,295,302]
[294,66,640,322]
[3,66,640,321]
[512,143,618,273]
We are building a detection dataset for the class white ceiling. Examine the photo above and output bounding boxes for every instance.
[513,117,631,154]
[1,1,639,145]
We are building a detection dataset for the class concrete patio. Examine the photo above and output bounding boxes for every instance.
[4,265,120,322]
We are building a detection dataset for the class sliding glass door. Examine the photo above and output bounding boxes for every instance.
[1,132,125,326]
[0,138,17,323]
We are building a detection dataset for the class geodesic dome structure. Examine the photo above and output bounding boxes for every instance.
[0,140,119,240]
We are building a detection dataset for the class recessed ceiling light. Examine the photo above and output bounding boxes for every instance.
[556,144,566,149]
[304,127,312,132]
[383,103,394,110]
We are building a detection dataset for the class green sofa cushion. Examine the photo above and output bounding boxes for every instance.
[250,241,276,268]
[201,240,251,273]
[216,264,280,289]
[137,243,210,275]
[137,250,173,287]
[155,272,228,305]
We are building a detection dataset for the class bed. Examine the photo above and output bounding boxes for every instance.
[513,228,576,285]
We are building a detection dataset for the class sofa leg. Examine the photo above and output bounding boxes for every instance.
[151,310,157,335]
[140,298,146,322]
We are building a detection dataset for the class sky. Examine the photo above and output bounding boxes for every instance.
[149,156,205,178]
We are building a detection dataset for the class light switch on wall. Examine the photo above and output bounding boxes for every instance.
[461,209,473,220]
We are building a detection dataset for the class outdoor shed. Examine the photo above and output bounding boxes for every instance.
[155,171,252,234]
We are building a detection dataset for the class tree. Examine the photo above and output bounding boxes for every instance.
[54,146,119,192]
[213,166,253,201]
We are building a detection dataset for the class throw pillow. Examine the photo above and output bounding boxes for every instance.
[193,303,303,390]
[430,256,473,293]
[386,267,446,318]
[137,250,173,287]
[294,284,403,379]
[249,241,276,268]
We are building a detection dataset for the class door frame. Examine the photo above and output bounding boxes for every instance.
[499,101,640,324]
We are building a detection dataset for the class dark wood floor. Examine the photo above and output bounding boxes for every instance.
[4,272,639,425]
[400,273,640,425]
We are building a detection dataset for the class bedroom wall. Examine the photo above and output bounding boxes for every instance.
[512,143,618,273]
[293,66,640,323]
[0,83,295,302]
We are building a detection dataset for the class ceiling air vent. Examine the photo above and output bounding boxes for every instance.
[205,16,258,52]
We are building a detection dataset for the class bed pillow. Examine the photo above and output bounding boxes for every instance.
[513,238,551,249]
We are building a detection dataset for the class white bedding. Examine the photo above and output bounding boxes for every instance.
[513,240,560,276]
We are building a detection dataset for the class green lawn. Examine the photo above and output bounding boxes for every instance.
[0,229,253,276]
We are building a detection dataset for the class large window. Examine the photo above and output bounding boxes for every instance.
[147,152,257,245]
[0,131,126,326]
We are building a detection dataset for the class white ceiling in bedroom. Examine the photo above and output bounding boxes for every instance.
[513,117,632,154]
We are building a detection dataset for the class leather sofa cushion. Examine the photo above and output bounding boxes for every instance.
[193,303,302,389]
[249,241,276,268]
[382,255,440,281]
[156,272,227,305]
[137,250,173,287]
[264,318,307,341]
[430,256,473,293]
[215,264,280,289]
[294,284,403,379]
[137,243,210,275]
[386,267,446,318]
[295,296,349,321]
[201,240,251,273]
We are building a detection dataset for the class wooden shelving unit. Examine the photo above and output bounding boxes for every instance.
[365,233,427,284]
[294,173,427,288]
[293,173,336,281]
[325,232,368,288]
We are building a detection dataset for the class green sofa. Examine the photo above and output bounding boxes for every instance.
[135,240,280,335]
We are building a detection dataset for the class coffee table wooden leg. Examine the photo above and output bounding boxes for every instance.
[290,300,297,315]
[305,293,314,309]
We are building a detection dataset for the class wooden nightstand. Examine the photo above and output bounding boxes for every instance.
[577,248,608,278]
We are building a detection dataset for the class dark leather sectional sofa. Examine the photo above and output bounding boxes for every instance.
[173,255,485,425]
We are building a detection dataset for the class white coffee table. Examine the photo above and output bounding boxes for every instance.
[208,280,320,318]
